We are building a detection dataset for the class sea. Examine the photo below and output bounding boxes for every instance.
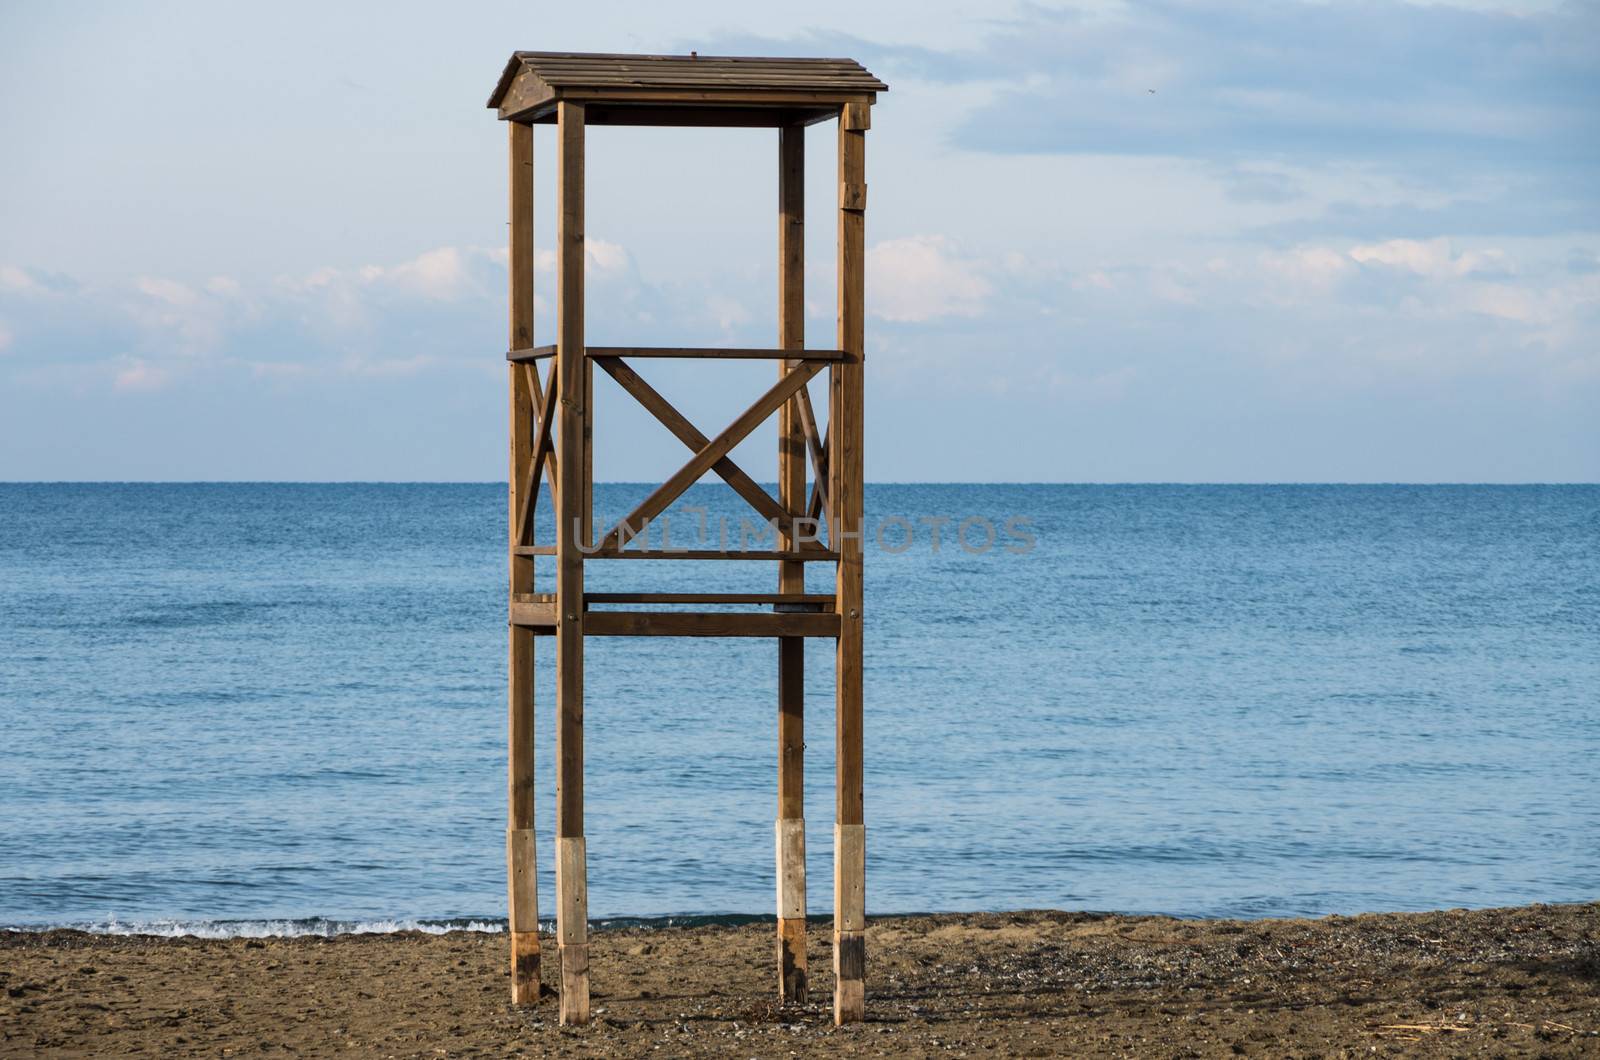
[1,483,1595,937]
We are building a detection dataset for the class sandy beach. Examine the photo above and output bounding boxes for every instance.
[2,903,1595,1057]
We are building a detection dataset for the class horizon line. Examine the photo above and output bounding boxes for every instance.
[3,480,1597,488]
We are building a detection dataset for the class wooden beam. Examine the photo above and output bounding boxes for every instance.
[593,356,817,542]
[832,99,869,1027]
[555,835,588,1022]
[591,346,845,360]
[798,387,829,529]
[796,385,827,480]
[582,104,831,127]
[508,344,556,362]
[587,548,838,561]
[596,361,824,552]
[525,360,560,506]
[776,119,809,1006]
[584,611,839,638]
[513,344,844,362]
[808,417,832,531]
[554,98,590,1028]
[511,600,558,628]
[583,361,594,548]
[515,359,558,546]
[776,817,807,998]
[505,119,542,1007]
[585,592,831,605]
[530,102,845,129]
[553,87,876,109]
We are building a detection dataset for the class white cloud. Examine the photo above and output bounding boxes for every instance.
[298,241,628,309]
[1349,238,1507,277]
[364,246,474,301]
[1260,246,1354,288]
[525,240,630,276]
[127,275,230,356]
[867,236,991,322]
[587,239,629,273]
[135,276,199,306]
[1465,284,1542,324]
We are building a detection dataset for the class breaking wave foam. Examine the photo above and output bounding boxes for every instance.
[5,916,507,939]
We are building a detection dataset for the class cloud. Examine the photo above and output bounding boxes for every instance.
[704,3,1599,244]
[1259,245,1354,289]
[931,232,1600,406]
[359,246,476,301]
[0,237,736,395]
[867,236,992,322]
[1348,238,1507,278]
[1253,193,1600,241]
[586,239,630,274]
[829,2,1599,169]
[135,276,200,306]
[0,248,510,391]
[0,264,76,298]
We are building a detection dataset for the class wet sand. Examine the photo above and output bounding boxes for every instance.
[3,903,1595,1057]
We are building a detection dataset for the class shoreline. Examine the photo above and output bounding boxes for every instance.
[13,898,1596,939]
[4,903,1595,1057]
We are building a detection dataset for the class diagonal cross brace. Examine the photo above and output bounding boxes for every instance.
[516,360,559,545]
[598,360,826,552]
[808,416,832,530]
[594,357,824,549]
[795,383,829,526]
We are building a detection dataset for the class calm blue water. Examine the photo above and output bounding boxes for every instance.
[1,484,1596,934]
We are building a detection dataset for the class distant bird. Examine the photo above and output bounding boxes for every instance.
[1148,88,1156,94]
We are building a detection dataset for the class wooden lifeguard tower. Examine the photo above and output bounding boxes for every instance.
[487,52,885,1026]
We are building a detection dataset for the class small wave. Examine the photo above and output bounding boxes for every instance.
[6,911,787,938]
[6,916,508,939]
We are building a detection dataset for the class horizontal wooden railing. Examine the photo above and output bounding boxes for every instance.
[507,345,848,363]
[509,601,839,637]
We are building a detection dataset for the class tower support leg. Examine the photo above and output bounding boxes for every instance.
[506,118,542,1006]
[775,120,810,1004]
[554,98,590,1027]
[832,99,869,1026]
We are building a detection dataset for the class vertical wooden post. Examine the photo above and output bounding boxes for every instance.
[554,99,591,1027]
[775,121,808,1005]
[506,119,542,1007]
[832,99,868,1026]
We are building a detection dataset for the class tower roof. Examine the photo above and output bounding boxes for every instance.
[489,51,886,126]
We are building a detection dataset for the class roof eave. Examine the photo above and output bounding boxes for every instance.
[486,54,525,109]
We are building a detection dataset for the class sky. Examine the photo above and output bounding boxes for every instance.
[1,0,1596,482]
